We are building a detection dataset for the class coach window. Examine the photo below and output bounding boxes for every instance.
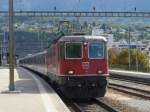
[65,43,82,59]
[88,42,104,59]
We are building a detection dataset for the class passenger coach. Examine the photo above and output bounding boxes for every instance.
[19,35,109,98]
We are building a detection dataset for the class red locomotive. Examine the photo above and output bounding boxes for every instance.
[19,35,109,98]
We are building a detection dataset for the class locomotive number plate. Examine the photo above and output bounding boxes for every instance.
[82,62,90,69]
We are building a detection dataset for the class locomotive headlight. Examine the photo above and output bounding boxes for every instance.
[68,70,74,75]
[97,70,103,74]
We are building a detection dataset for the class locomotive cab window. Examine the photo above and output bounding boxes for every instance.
[89,42,104,59]
[65,43,82,59]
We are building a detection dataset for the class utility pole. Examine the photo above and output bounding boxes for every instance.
[128,26,131,70]
[136,39,138,72]
[9,0,15,91]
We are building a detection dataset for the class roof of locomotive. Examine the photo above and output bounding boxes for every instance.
[58,35,107,42]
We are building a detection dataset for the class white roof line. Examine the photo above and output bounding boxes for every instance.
[59,35,107,42]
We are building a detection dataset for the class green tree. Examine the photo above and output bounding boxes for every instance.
[108,48,149,72]
[108,48,118,65]
[117,49,129,66]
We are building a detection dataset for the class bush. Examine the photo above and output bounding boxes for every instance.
[108,48,149,72]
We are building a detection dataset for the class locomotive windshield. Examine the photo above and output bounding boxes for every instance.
[65,43,82,58]
[89,42,104,59]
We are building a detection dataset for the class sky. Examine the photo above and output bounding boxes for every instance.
[0,0,150,11]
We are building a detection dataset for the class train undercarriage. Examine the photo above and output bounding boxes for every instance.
[49,74,108,99]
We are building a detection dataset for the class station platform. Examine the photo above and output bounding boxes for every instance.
[109,69,150,78]
[0,67,70,112]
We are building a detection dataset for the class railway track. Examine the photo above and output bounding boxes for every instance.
[110,77,150,86]
[109,73,150,85]
[108,77,150,100]
[70,98,119,112]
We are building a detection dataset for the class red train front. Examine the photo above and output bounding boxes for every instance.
[47,35,109,98]
[20,35,109,99]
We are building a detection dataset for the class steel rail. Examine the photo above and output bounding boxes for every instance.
[109,83,150,94]
[109,83,150,100]
[93,98,120,112]
[109,73,150,85]
[71,102,84,112]
[71,99,120,112]
[109,77,150,86]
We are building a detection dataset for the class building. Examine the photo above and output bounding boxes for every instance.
[112,40,147,50]
[91,27,114,48]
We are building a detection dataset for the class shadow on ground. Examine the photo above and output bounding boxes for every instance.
[14,68,55,94]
